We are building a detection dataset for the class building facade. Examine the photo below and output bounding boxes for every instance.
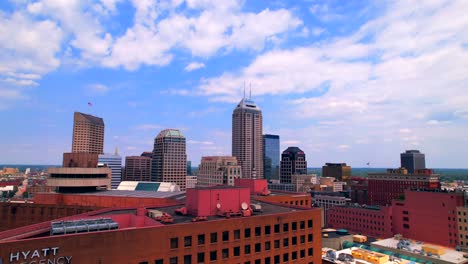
[124,156,152,182]
[71,112,104,154]
[280,147,307,184]
[322,163,351,182]
[232,98,263,179]
[368,168,440,206]
[263,134,280,181]
[197,156,242,187]
[327,189,465,247]
[47,167,111,192]
[457,206,468,251]
[186,175,197,189]
[151,129,187,190]
[98,153,122,189]
[400,150,426,174]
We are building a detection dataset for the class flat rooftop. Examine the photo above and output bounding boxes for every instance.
[72,190,186,199]
[372,238,468,264]
[323,247,423,264]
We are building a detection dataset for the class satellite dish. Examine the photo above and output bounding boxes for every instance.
[216,203,221,209]
[241,202,248,210]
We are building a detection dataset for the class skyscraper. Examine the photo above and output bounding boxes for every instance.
[197,156,241,187]
[72,112,104,154]
[400,150,426,174]
[232,97,263,179]
[151,129,187,190]
[280,147,307,184]
[263,134,280,181]
[98,151,122,189]
[322,163,351,182]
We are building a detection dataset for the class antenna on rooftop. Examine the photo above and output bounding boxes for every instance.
[243,81,246,99]
[249,82,252,99]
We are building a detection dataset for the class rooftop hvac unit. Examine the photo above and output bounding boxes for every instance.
[250,203,262,212]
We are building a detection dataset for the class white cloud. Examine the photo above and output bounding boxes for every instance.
[399,128,411,133]
[311,27,325,36]
[187,140,214,145]
[134,124,161,131]
[185,62,205,72]
[86,83,110,95]
[338,144,350,150]
[282,140,301,145]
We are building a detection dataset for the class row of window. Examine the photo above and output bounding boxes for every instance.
[170,222,314,248]
[142,248,314,264]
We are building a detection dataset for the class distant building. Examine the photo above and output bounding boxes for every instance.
[140,151,153,158]
[400,150,426,173]
[457,206,468,251]
[117,181,180,192]
[124,156,151,182]
[313,194,350,227]
[72,112,104,154]
[187,160,192,176]
[263,134,280,181]
[98,152,122,189]
[197,156,241,187]
[291,174,317,193]
[280,147,307,184]
[151,129,187,190]
[232,97,263,179]
[368,168,440,206]
[322,163,351,182]
[186,175,197,189]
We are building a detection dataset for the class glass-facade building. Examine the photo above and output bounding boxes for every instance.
[400,150,425,174]
[98,153,122,189]
[263,134,280,181]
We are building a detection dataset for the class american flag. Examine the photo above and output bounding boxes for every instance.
[88,102,93,106]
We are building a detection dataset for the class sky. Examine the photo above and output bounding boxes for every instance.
[1,0,468,168]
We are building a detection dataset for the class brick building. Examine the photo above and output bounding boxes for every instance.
[368,168,440,206]
[327,189,465,247]
[71,112,104,154]
[0,187,321,264]
[197,156,242,187]
[124,156,152,181]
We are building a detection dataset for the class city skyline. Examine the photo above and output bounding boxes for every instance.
[1,1,468,168]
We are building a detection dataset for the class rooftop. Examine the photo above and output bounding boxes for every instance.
[75,112,104,126]
[156,129,185,138]
[235,98,261,111]
[72,190,186,199]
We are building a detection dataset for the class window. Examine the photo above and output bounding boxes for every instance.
[274,239,280,249]
[198,234,205,245]
[300,235,305,244]
[210,232,217,243]
[265,257,271,264]
[274,255,280,264]
[283,223,289,232]
[308,220,313,228]
[222,248,229,259]
[308,248,314,256]
[222,231,229,241]
[255,226,261,236]
[300,249,305,258]
[292,222,297,231]
[403,224,410,229]
[155,260,164,264]
[403,211,409,215]
[234,247,240,256]
[139,262,148,264]
[283,253,289,262]
[245,245,251,254]
[292,251,297,260]
[265,225,271,235]
[255,260,261,264]
[170,257,178,264]
[245,228,251,238]
[184,255,191,264]
[170,238,179,249]
[274,224,280,233]
[210,251,217,261]
[234,229,241,240]
[283,238,289,247]
[265,241,271,250]
[197,253,204,264]
[292,236,297,245]
[184,236,192,247]
[308,234,313,242]
[255,243,261,252]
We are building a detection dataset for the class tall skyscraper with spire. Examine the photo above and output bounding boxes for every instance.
[232,91,263,179]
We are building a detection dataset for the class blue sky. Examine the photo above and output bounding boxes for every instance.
[1,0,468,168]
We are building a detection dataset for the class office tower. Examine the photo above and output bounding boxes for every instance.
[98,152,122,189]
[151,129,187,190]
[71,112,104,154]
[124,156,152,182]
[141,151,153,158]
[232,96,263,179]
[400,150,426,174]
[197,156,242,187]
[263,134,280,181]
[280,147,307,184]
[322,163,351,181]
